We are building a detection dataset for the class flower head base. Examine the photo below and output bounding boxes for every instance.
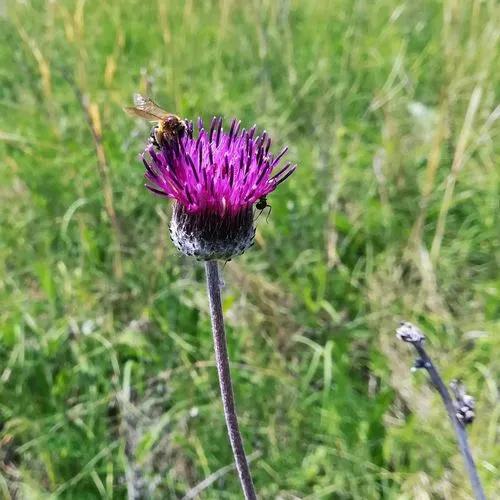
[170,204,255,260]
[142,116,295,260]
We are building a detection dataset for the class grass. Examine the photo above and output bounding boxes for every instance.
[0,0,499,498]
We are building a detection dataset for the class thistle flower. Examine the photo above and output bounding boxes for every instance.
[138,114,295,499]
[141,117,295,260]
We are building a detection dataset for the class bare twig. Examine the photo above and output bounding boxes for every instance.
[58,65,123,279]
[77,92,124,279]
[396,322,485,500]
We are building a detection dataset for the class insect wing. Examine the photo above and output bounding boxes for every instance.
[133,93,170,119]
[123,106,163,121]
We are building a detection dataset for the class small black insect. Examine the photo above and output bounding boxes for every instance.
[255,196,272,222]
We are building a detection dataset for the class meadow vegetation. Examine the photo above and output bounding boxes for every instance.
[0,0,499,498]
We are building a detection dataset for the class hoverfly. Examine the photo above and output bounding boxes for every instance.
[124,93,186,148]
[255,196,272,222]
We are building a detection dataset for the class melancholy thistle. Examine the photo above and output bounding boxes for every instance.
[134,106,295,499]
[142,116,295,261]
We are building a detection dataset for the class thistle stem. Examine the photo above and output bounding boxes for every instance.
[397,322,485,500]
[204,260,257,500]
[411,342,485,500]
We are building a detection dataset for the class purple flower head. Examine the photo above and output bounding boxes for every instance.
[143,117,295,215]
[142,116,295,260]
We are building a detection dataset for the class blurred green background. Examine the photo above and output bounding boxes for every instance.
[0,0,499,498]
